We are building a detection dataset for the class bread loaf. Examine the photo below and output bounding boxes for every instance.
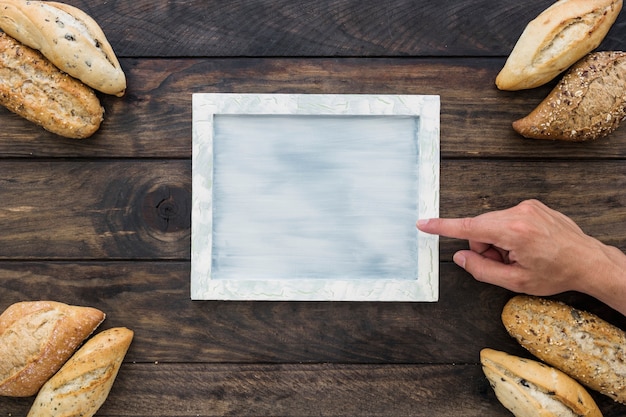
[512,51,626,141]
[0,0,126,96]
[27,327,133,417]
[502,295,626,404]
[0,301,105,397]
[0,32,104,139]
[481,348,602,417]
[496,0,622,91]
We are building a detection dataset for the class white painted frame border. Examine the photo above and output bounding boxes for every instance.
[191,93,440,301]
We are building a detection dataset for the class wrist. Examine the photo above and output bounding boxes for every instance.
[577,242,626,315]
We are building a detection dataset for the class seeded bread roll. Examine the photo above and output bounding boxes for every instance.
[512,51,626,141]
[0,32,104,139]
[496,0,622,91]
[502,295,626,404]
[0,301,105,397]
[27,327,133,417]
[0,0,126,96]
[481,348,602,417]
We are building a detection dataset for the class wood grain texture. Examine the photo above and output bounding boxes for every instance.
[0,0,625,415]
[0,363,512,416]
[0,262,512,364]
[94,364,626,417]
[0,159,623,259]
[440,160,626,257]
[0,262,623,365]
[2,362,625,416]
[0,58,625,158]
[0,160,190,259]
[60,0,625,58]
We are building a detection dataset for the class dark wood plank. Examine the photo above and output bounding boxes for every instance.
[96,363,626,417]
[2,362,625,417]
[440,159,626,257]
[0,262,515,364]
[0,160,190,259]
[65,0,625,58]
[2,58,625,159]
[0,364,509,417]
[1,262,623,365]
[0,159,624,259]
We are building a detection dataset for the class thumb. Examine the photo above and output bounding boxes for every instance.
[453,250,516,288]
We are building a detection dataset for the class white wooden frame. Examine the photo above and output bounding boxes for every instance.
[192,93,439,301]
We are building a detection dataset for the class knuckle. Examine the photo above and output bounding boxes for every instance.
[516,199,540,215]
[508,219,533,235]
[519,199,542,209]
[460,217,475,233]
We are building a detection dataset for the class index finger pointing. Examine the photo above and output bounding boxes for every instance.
[416,217,499,243]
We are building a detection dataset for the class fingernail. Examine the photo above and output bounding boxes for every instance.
[416,219,429,228]
[453,253,466,269]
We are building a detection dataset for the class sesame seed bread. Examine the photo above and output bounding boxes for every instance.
[27,327,133,417]
[0,32,104,139]
[481,348,602,417]
[512,51,626,141]
[496,0,622,91]
[0,301,105,397]
[502,295,626,404]
[0,0,126,96]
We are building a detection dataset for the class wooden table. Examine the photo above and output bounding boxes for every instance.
[1,1,626,415]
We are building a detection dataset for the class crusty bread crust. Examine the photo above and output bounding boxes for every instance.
[0,301,105,397]
[481,348,602,417]
[0,0,126,96]
[27,327,133,417]
[0,32,104,139]
[496,0,622,91]
[502,295,626,404]
[512,51,626,141]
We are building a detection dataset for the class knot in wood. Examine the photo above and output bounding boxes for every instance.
[143,185,190,234]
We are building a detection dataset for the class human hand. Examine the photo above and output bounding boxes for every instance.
[416,199,624,300]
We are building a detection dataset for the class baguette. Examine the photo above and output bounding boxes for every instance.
[0,32,104,139]
[496,0,622,91]
[502,295,626,404]
[0,301,105,397]
[27,327,133,417]
[512,51,626,141]
[0,0,126,96]
[481,348,602,417]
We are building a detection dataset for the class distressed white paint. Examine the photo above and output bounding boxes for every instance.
[191,93,440,301]
[212,115,418,280]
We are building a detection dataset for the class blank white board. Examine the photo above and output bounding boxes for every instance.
[192,93,439,301]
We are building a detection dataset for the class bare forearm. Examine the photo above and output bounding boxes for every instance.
[581,243,626,316]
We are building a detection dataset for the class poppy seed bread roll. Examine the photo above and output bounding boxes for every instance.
[496,0,622,90]
[0,0,126,96]
[481,348,602,417]
[502,295,626,404]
